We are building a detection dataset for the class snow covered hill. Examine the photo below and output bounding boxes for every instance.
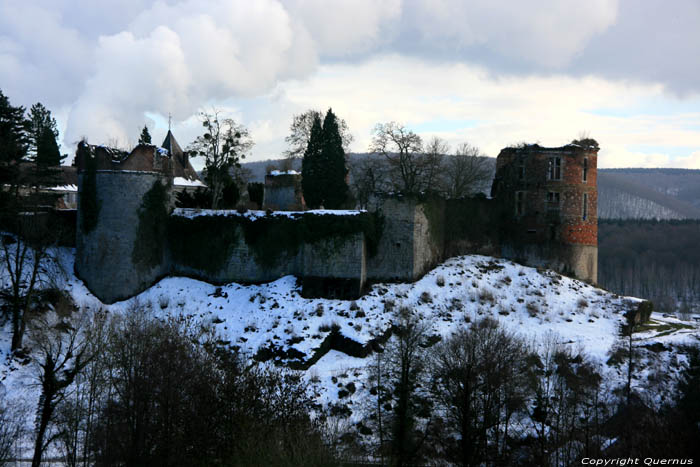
[3,248,699,429]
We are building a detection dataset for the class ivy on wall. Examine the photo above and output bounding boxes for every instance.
[132,180,169,269]
[80,153,100,234]
[167,215,239,273]
[167,211,383,274]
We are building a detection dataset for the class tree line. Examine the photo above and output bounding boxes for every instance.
[598,219,700,312]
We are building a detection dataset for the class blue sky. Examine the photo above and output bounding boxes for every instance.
[1,0,698,168]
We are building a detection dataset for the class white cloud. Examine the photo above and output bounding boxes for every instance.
[289,0,401,56]
[407,0,619,67]
[1,0,699,164]
[64,0,318,146]
[256,55,700,167]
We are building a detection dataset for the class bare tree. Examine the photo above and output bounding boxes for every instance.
[385,306,431,465]
[28,312,100,467]
[284,109,353,160]
[430,318,532,466]
[365,343,390,463]
[348,155,387,209]
[187,110,253,209]
[444,143,492,198]
[369,122,425,194]
[0,399,26,466]
[423,137,448,194]
[0,214,58,351]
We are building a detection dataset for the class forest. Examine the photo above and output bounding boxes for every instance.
[598,219,700,312]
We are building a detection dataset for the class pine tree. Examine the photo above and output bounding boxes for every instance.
[28,103,59,163]
[320,108,349,208]
[36,125,62,167]
[0,90,30,195]
[301,114,324,209]
[139,125,152,145]
[0,90,29,165]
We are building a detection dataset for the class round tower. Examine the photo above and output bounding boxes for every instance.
[492,142,599,283]
[75,142,173,303]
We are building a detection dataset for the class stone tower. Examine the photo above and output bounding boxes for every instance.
[491,142,599,283]
[74,134,198,303]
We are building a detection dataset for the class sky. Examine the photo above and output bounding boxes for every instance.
[1,0,699,169]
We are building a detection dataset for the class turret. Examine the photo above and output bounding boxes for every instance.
[491,142,599,282]
[74,141,173,303]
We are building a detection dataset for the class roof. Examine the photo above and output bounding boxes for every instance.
[161,130,183,158]
[75,132,202,184]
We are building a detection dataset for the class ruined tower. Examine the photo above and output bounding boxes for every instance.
[491,142,599,283]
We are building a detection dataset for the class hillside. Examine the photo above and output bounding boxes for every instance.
[598,169,700,219]
[2,248,698,460]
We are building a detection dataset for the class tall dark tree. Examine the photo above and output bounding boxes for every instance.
[0,89,30,178]
[301,114,324,209]
[36,125,62,167]
[320,108,349,208]
[284,109,353,160]
[138,125,152,145]
[28,103,63,166]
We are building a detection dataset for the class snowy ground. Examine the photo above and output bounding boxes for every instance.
[2,248,700,439]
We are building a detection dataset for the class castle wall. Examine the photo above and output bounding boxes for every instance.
[412,201,444,278]
[167,215,367,299]
[76,171,171,304]
[169,225,303,283]
[366,198,417,281]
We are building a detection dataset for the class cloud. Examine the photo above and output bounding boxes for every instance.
[263,55,700,167]
[403,0,618,68]
[289,0,401,56]
[63,0,318,145]
[573,0,700,95]
[1,0,698,160]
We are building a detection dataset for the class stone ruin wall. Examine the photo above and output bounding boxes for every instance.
[74,141,598,303]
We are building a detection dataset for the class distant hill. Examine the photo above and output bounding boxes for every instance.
[598,169,700,219]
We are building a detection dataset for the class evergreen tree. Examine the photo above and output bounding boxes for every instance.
[139,125,152,145]
[0,89,29,165]
[36,125,62,167]
[301,114,324,209]
[28,103,59,164]
[0,90,30,196]
[320,108,349,208]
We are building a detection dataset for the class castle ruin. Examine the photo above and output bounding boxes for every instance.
[74,136,598,304]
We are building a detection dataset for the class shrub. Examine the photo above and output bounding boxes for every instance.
[526,301,539,317]
[479,289,495,305]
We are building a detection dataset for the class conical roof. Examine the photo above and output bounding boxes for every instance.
[161,130,183,157]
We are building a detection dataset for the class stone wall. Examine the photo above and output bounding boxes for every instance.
[169,224,366,297]
[365,196,444,282]
[366,197,418,281]
[263,173,305,210]
[76,171,171,304]
[75,169,599,303]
